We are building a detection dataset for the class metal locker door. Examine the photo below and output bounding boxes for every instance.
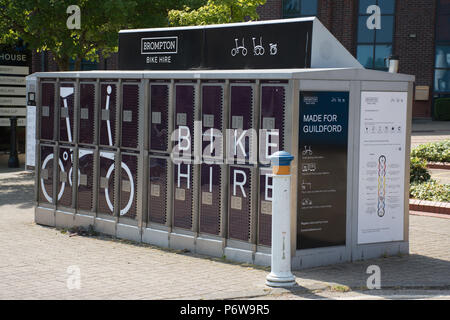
[99,82,117,147]
[39,145,55,204]
[148,156,169,225]
[40,82,55,141]
[258,167,273,246]
[260,84,286,164]
[149,83,170,152]
[174,83,195,159]
[173,161,194,230]
[77,148,94,212]
[199,84,224,236]
[59,82,75,143]
[120,153,138,219]
[98,150,115,215]
[79,82,96,145]
[57,146,74,208]
[228,165,253,242]
[199,164,221,235]
[121,82,140,149]
[229,84,255,164]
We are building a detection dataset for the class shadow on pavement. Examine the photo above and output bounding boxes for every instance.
[286,253,450,299]
[0,169,35,209]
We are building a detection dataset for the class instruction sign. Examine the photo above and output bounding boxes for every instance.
[358,91,407,244]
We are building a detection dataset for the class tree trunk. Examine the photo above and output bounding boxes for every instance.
[74,57,82,71]
[53,55,70,71]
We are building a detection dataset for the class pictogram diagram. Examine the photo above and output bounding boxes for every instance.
[377,155,386,217]
[40,86,134,215]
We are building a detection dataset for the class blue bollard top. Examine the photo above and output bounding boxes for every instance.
[269,151,294,167]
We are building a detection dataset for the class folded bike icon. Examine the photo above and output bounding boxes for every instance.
[40,85,134,215]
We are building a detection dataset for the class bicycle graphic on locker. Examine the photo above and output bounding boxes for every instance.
[40,85,135,215]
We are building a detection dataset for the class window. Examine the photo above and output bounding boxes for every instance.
[356,0,395,71]
[434,0,450,93]
[282,0,318,18]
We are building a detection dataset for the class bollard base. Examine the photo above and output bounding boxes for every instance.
[265,272,296,288]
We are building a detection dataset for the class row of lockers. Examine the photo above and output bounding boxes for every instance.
[38,80,286,162]
[37,144,274,246]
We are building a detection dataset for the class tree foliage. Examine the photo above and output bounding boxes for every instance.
[168,0,266,26]
[0,0,265,70]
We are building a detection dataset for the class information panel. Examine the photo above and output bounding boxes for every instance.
[297,91,349,250]
[358,91,407,244]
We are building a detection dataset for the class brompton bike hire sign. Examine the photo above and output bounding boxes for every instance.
[119,19,313,70]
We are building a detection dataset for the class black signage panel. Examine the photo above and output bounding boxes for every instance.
[204,21,312,70]
[119,29,203,70]
[118,20,313,70]
[297,91,349,250]
[0,45,30,67]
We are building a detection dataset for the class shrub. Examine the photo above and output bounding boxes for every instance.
[434,98,450,121]
[410,157,431,183]
[411,140,450,163]
[410,180,450,202]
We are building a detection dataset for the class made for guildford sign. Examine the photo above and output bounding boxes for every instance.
[119,19,313,70]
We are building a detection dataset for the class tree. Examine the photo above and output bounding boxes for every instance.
[168,0,266,26]
[0,0,265,70]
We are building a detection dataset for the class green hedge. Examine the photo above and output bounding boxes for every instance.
[434,98,450,121]
[410,180,450,202]
[411,140,450,163]
[410,157,431,183]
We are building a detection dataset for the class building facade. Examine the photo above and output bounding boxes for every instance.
[30,0,449,119]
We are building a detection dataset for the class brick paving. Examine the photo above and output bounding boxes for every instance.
[0,169,449,300]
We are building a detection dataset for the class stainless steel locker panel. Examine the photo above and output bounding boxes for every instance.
[121,81,140,150]
[228,165,253,242]
[59,81,76,143]
[228,83,256,164]
[77,148,95,212]
[173,161,194,230]
[40,82,56,141]
[119,152,138,219]
[258,167,273,246]
[57,145,75,208]
[199,164,222,235]
[79,82,96,145]
[149,82,170,152]
[148,156,169,225]
[99,81,118,147]
[38,144,55,205]
[173,83,196,159]
[259,83,287,164]
[98,150,116,215]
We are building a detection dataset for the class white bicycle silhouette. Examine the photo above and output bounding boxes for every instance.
[231,38,248,57]
[252,37,265,56]
[40,85,134,215]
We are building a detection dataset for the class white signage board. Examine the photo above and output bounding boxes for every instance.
[0,97,26,106]
[0,108,27,116]
[0,65,29,75]
[0,76,26,86]
[357,91,408,245]
[26,105,36,167]
[0,117,26,126]
[0,86,26,96]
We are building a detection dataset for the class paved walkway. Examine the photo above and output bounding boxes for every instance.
[0,169,449,300]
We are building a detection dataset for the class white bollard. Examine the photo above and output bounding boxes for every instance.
[266,151,296,287]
